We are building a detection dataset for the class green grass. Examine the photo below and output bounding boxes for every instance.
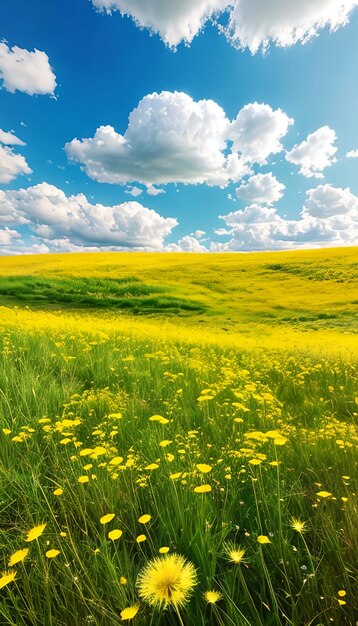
[0,325,357,626]
[0,275,207,316]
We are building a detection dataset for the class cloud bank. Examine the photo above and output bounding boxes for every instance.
[0,43,56,95]
[91,0,358,51]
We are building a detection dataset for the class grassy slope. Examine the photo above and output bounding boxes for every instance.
[0,247,357,333]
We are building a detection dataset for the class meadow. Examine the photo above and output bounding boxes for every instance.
[0,248,357,626]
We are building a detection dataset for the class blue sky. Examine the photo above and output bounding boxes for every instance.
[0,0,358,253]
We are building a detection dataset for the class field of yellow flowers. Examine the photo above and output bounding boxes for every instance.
[0,249,357,625]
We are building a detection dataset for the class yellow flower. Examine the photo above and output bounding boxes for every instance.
[159,440,172,447]
[78,475,89,484]
[338,599,346,606]
[100,513,115,525]
[138,514,151,524]
[8,548,29,567]
[137,553,197,608]
[196,464,212,473]
[108,529,123,541]
[258,535,271,544]
[159,547,170,554]
[53,488,63,496]
[170,472,182,480]
[136,534,147,543]
[338,590,346,597]
[204,590,222,604]
[227,546,246,564]
[290,517,307,534]
[120,576,127,585]
[25,523,46,543]
[194,484,212,493]
[120,605,139,620]
[249,459,262,465]
[0,571,16,589]
[144,463,159,471]
[316,491,332,498]
[46,549,60,559]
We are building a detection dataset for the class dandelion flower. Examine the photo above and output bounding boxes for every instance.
[0,571,16,589]
[100,513,115,525]
[8,548,29,567]
[46,549,60,559]
[138,514,151,524]
[53,488,63,496]
[204,590,222,604]
[136,534,147,543]
[120,605,139,620]
[108,529,123,541]
[159,547,170,554]
[25,524,46,543]
[78,475,89,484]
[316,491,332,498]
[120,576,127,585]
[194,484,211,493]
[258,535,271,544]
[137,553,197,608]
[338,590,346,597]
[290,517,307,534]
[196,464,212,473]
[227,545,246,564]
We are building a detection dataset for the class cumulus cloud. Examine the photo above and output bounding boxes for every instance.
[91,0,358,51]
[66,91,294,188]
[229,103,294,164]
[125,186,143,197]
[0,182,178,251]
[0,227,21,245]
[91,0,228,48]
[347,149,358,158]
[286,126,337,178]
[215,183,358,251]
[236,173,285,205]
[0,145,32,184]
[146,184,166,196]
[0,43,56,95]
[168,235,208,252]
[226,0,358,53]
[0,129,26,146]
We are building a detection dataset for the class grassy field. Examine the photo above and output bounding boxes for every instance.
[0,248,357,626]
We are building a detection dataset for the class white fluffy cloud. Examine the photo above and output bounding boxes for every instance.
[0,183,178,250]
[168,235,208,252]
[0,227,20,245]
[215,183,358,251]
[226,0,358,53]
[0,145,32,184]
[286,126,337,178]
[66,91,293,188]
[0,43,56,95]
[91,0,358,51]
[0,129,25,146]
[91,0,227,47]
[347,149,358,158]
[229,103,293,164]
[236,173,285,205]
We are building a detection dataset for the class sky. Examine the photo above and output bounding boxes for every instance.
[0,0,358,254]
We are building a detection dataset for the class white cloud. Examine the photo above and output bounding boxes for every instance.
[91,0,358,52]
[226,0,358,53]
[229,102,294,164]
[347,149,358,158]
[0,182,178,251]
[0,129,25,146]
[0,145,32,183]
[286,126,337,178]
[168,235,208,252]
[146,184,166,196]
[236,173,285,205]
[302,183,358,217]
[125,186,143,197]
[191,230,206,238]
[0,43,56,95]
[215,183,358,251]
[0,227,20,245]
[66,91,293,188]
[91,0,228,48]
